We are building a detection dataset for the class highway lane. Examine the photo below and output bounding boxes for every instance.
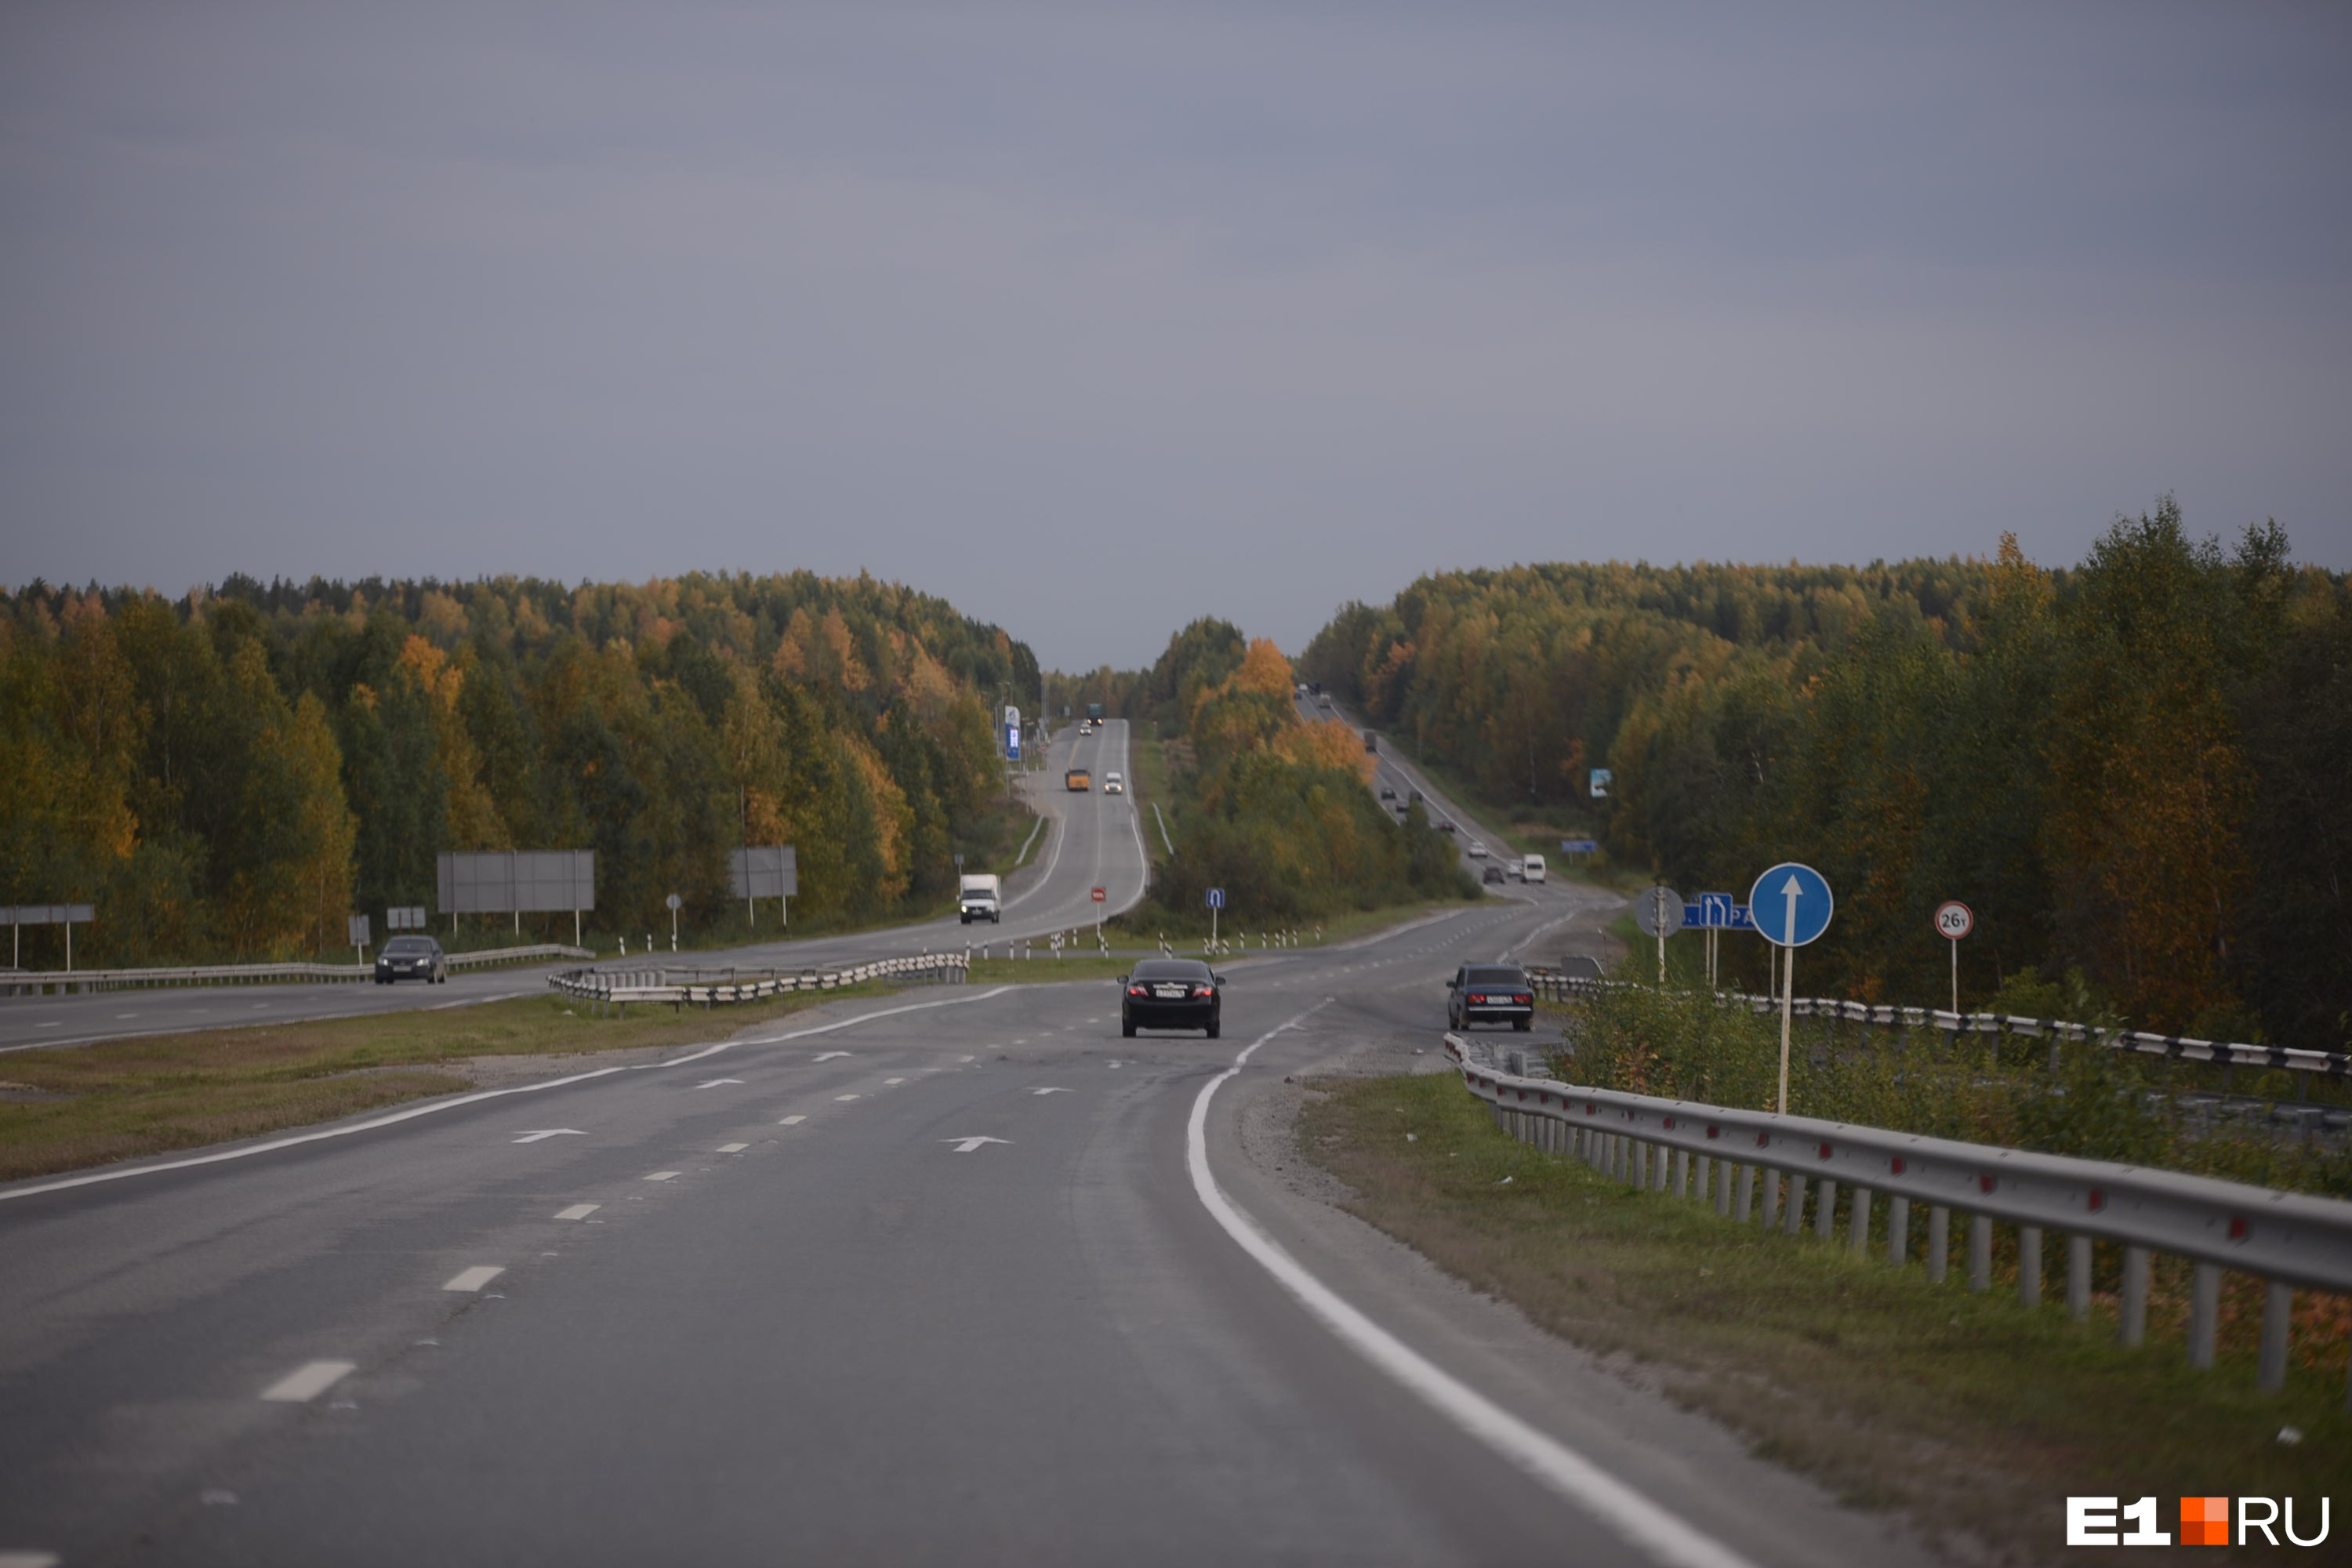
[0,721,1149,1056]
[0,889,1931,1567]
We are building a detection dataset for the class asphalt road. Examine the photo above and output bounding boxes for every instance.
[0,876,1937,1567]
[0,720,1149,1057]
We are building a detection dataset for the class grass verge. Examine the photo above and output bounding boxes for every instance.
[1300,1071,2350,1564]
[0,985,902,1184]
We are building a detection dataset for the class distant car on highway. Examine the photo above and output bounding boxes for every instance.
[1482,863,1506,885]
[1378,786,1396,800]
[375,935,447,985]
[1121,959,1223,1038]
[1102,771,1124,794]
[1465,840,1487,858]
[1437,820,1455,834]
[1408,789,1423,804]
[1065,768,1091,791]
[1447,963,1534,1032]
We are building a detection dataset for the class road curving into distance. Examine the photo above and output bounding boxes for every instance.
[0,721,1149,1057]
[0,868,1935,1566]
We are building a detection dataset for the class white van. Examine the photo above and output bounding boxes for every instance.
[1521,854,1547,884]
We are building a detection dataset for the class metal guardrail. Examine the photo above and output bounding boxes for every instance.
[1446,1033,2352,1402]
[1521,967,2352,1077]
[547,951,970,1015]
[1,944,592,996]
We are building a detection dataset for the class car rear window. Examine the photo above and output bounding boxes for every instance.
[1465,966,1526,987]
[1132,960,1211,982]
[385,937,435,954]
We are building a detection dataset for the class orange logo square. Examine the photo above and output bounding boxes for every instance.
[2180,1496,2230,1546]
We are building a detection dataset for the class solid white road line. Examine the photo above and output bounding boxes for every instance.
[554,1203,601,1220]
[717,1142,748,1153]
[643,1171,681,1182]
[260,1359,358,1403]
[1186,1011,1757,1568]
[0,987,1022,1204]
[778,1115,808,1125]
[0,1550,63,1567]
[442,1265,506,1293]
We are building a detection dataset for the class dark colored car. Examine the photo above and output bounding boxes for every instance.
[1447,963,1533,1032]
[376,934,448,985]
[1121,958,1223,1038]
[1482,863,1506,885]
[1378,786,1396,800]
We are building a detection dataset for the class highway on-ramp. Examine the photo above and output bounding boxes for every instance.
[0,880,1932,1566]
[0,721,1149,1057]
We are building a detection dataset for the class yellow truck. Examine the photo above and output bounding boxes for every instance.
[1065,768,1091,792]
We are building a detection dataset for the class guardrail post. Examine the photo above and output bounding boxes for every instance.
[2067,1236,2092,1322]
[2120,1246,2150,1345]
[1734,1163,1754,1221]
[1968,1214,1992,1292]
[1886,1195,1908,1265]
[2259,1281,2292,1392]
[2188,1262,2220,1370]
[1673,1149,1689,1198]
[1784,1173,1807,1236]
[1928,1206,1950,1283]
[2018,1225,2042,1307]
[1814,1178,1837,1240]
[1761,1168,1781,1228]
[1849,1187,1871,1254]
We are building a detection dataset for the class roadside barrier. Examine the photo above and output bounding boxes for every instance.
[1521,967,2352,1078]
[2,943,593,997]
[547,951,969,1016]
[1446,1033,2352,1404]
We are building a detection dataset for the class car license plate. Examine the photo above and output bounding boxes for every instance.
[1153,985,1187,998]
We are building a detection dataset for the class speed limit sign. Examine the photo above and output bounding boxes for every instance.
[1933,901,1974,940]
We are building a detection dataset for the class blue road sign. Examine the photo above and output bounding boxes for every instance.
[1685,891,1739,929]
[1559,838,1600,854]
[1206,887,1225,910]
[1748,862,1834,947]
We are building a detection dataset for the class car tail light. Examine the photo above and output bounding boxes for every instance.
[1192,983,1214,996]
[1127,985,1148,997]
[1468,993,1486,1004]
[1514,993,1530,1004]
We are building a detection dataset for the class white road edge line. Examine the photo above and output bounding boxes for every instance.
[554,1203,600,1220]
[260,1359,357,1403]
[1185,1010,1757,1568]
[0,985,1019,1203]
[442,1265,506,1292]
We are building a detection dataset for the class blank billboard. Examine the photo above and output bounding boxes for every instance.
[729,846,797,899]
[437,851,595,913]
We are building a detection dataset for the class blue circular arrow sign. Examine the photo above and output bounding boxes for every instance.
[1747,862,1834,947]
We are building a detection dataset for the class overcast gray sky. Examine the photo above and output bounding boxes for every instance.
[3,2,2347,668]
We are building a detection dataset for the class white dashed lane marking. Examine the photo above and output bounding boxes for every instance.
[644,1171,681,1182]
[443,1265,505,1293]
[834,1094,860,1102]
[717,1142,748,1153]
[261,1360,356,1403]
[778,1115,807,1125]
[554,1203,600,1220]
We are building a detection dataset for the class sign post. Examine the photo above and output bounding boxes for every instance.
[1632,886,1684,985]
[1933,900,1974,1014]
[1207,887,1225,950]
[1748,863,1834,1115]
[666,892,683,953]
[1091,885,1106,939]
[348,913,372,964]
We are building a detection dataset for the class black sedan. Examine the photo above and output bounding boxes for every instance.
[375,935,448,985]
[1446,963,1533,1031]
[1121,959,1223,1038]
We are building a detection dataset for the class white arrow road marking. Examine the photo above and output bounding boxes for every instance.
[512,1129,585,1144]
[261,1360,356,1403]
[811,1051,851,1062]
[443,1266,505,1293]
[695,1078,745,1089]
[554,1204,600,1221]
[1187,1007,1757,1568]
[717,1142,748,1153]
[944,1137,1011,1153]
[778,1114,807,1125]
[1031,1087,1073,1095]
[643,1171,681,1182]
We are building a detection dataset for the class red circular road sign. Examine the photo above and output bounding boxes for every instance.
[1091,887,1106,902]
[1933,900,1974,940]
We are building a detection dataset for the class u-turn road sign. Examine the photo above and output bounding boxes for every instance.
[1748,862,1834,947]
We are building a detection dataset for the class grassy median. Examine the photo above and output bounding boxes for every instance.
[0,985,905,1184]
[1301,1072,2351,1563]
